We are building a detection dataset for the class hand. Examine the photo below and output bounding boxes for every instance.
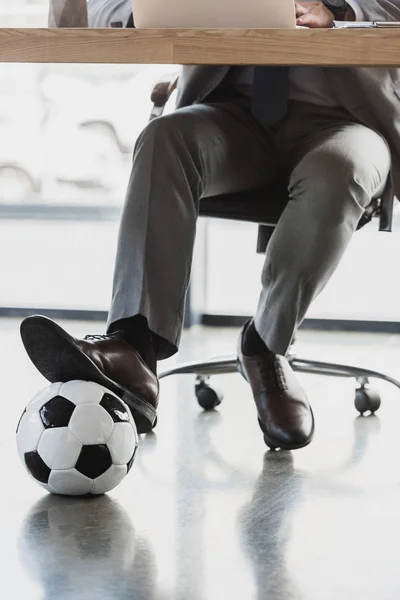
[295,2,335,28]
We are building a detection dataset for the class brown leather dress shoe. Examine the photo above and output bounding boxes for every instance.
[20,315,158,434]
[237,323,314,450]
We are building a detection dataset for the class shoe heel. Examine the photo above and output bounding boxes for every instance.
[237,359,248,382]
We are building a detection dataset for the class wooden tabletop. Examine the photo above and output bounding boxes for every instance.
[1,27,400,65]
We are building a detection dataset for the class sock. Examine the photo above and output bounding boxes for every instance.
[242,320,271,356]
[108,315,158,375]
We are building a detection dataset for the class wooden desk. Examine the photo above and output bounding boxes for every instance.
[1,27,400,65]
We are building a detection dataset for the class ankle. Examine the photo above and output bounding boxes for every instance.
[108,316,158,376]
[139,347,158,376]
[242,320,271,357]
[125,337,158,376]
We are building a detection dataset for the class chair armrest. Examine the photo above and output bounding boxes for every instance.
[356,194,395,233]
[150,75,179,120]
[49,0,88,27]
[356,198,380,231]
[378,192,395,232]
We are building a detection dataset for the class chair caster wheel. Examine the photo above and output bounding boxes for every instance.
[195,381,223,411]
[354,387,381,415]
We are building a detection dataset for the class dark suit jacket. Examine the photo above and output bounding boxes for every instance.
[176,1,400,200]
[176,66,230,108]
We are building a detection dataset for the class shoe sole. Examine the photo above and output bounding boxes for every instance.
[20,315,156,434]
[258,417,314,451]
[237,356,314,451]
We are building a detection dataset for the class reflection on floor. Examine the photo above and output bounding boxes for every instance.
[2,317,400,600]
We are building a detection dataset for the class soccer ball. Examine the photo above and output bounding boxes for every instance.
[16,380,139,496]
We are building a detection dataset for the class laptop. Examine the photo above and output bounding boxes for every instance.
[131,0,296,29]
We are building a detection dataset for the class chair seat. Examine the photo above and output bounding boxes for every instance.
[199,180,382,232]
[199,180,289,226]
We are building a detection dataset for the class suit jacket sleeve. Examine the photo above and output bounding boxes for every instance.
[352,0,400,20]
[48,0,88,27]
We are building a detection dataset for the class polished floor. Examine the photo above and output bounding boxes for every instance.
[2,317,400,600]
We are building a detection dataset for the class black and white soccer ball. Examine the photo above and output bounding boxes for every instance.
[16,380,139,496]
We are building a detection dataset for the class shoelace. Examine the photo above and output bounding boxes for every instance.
[84,334,110,341]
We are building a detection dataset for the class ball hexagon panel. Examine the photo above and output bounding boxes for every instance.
[107,422,138,465]
[38,428,82,470]
[25,382,64,413]
[16,410,45,460]
[68,404,114,445]
[100,393,132,423]
[24,451,51,484]
[91,465,128,495]
[48,469,93,496]
[75,445,112,479]
[39,396,76,429]
[59,380,106,406]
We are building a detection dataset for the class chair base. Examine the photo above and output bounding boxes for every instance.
[159,354,400,415]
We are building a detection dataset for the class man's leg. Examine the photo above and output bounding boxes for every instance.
[21,101,280,434]
[107,102,278,361]
[254,106,391,355]
[236,107,390,450]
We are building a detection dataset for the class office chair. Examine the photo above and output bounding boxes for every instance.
[151,75,400,416]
